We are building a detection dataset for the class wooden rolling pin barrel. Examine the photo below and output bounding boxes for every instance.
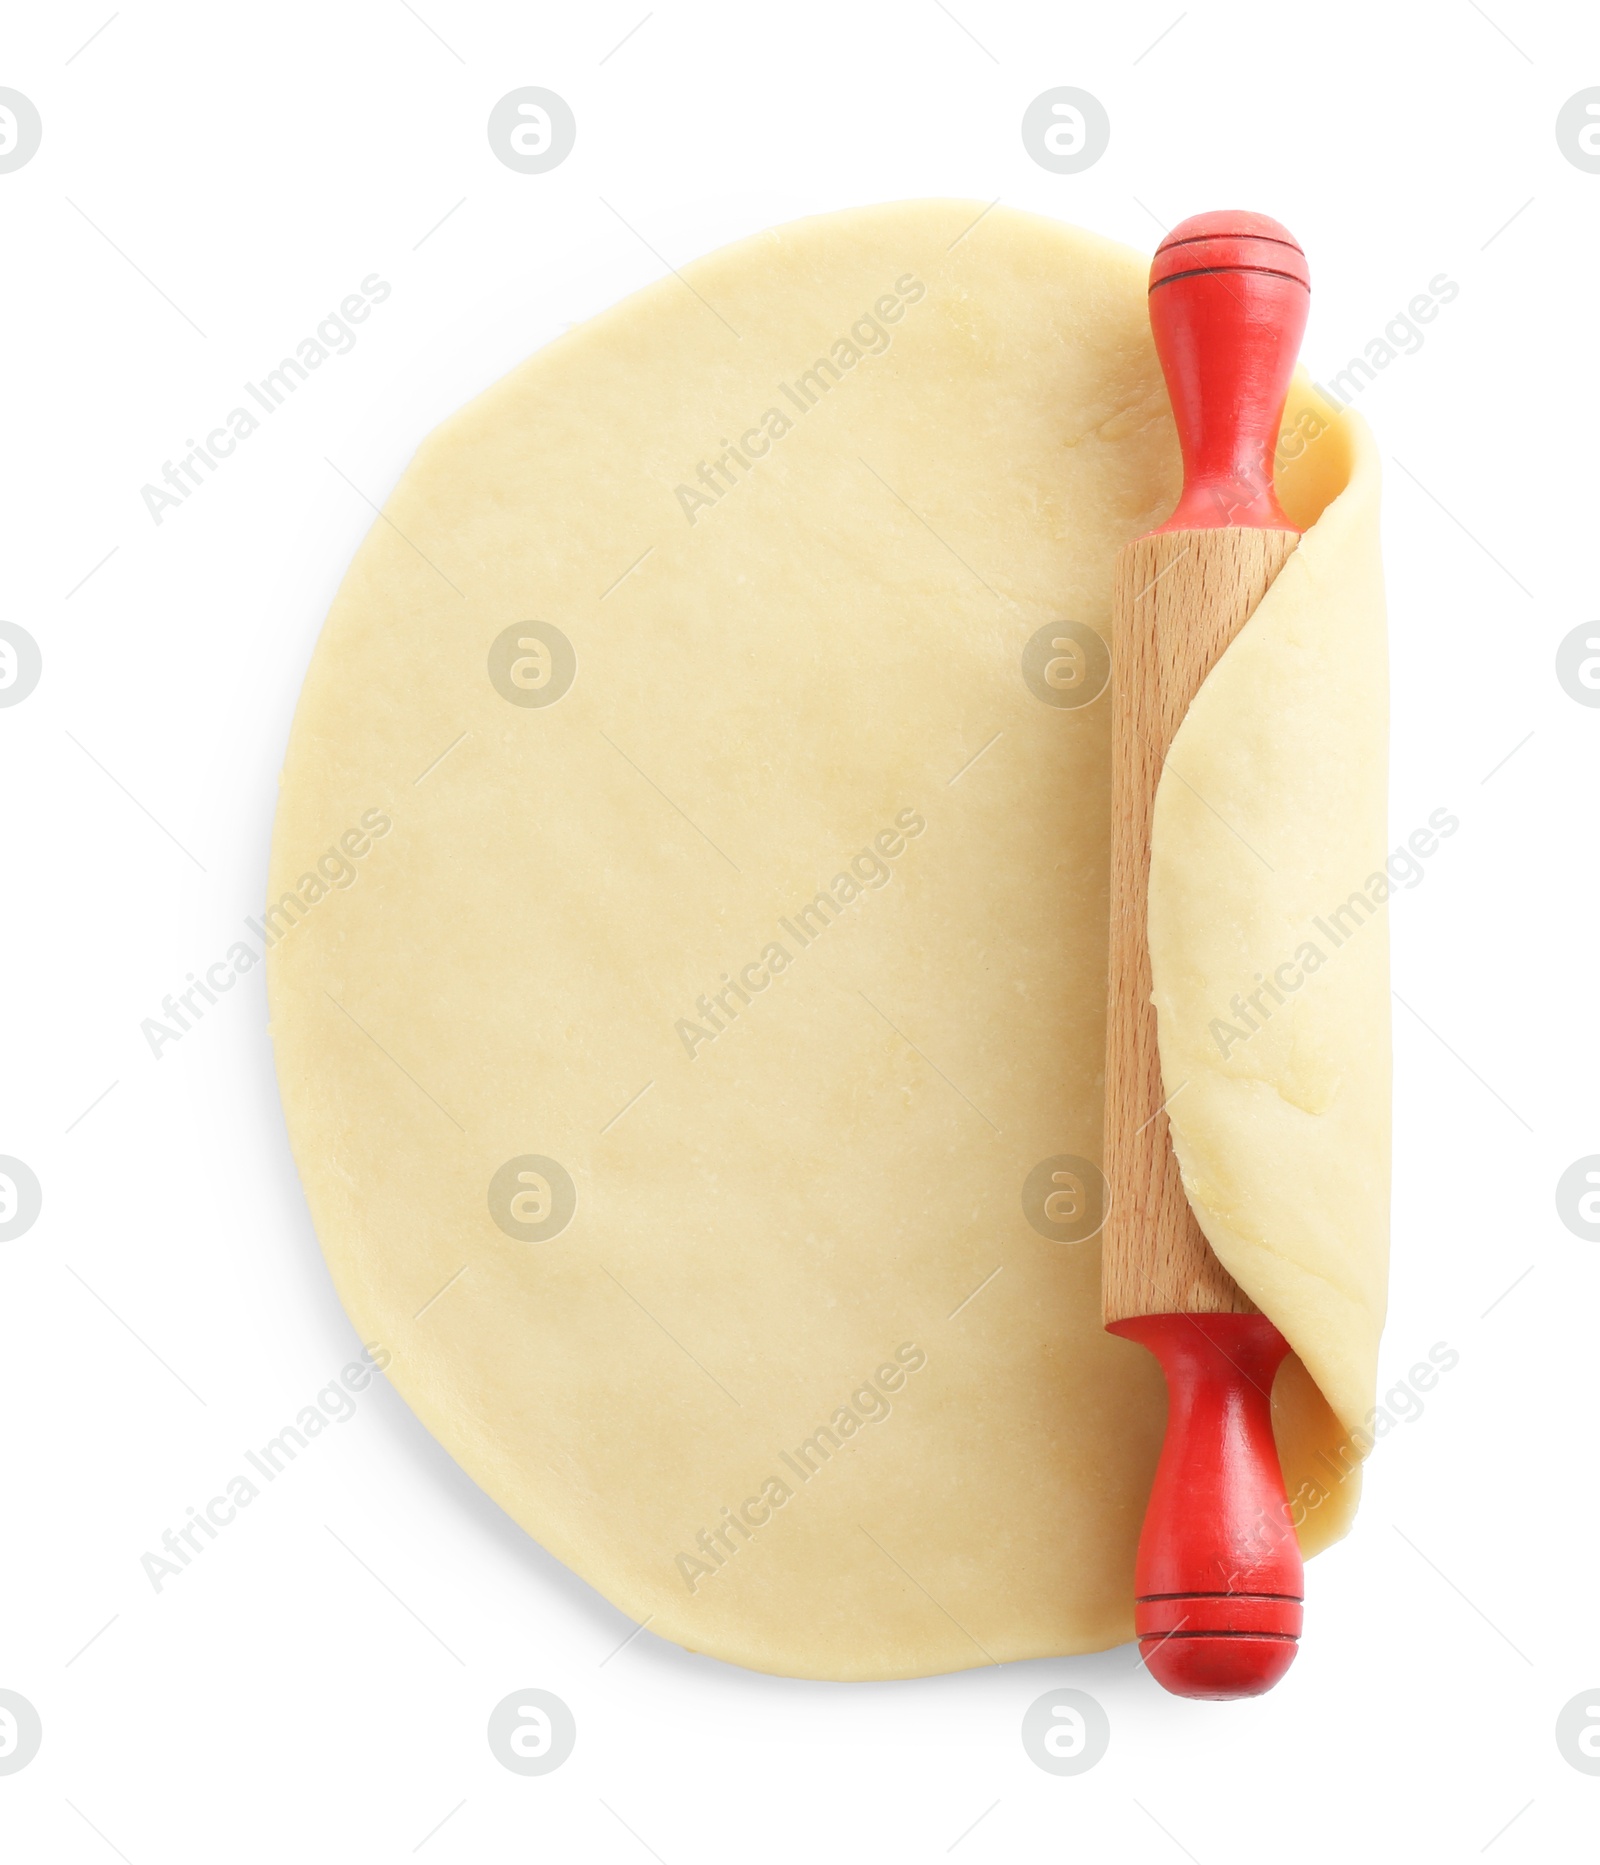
[1102,211,1312,1700]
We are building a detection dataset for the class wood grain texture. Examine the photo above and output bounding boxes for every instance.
[1101,527,1299,1325]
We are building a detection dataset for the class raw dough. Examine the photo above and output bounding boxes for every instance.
[1149,410,1390,1446]
[268,200,1387,1680]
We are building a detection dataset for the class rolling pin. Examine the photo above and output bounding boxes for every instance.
[1102,211,1311,1700]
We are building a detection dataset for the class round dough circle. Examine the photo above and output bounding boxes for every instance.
[269,200,1359,1679]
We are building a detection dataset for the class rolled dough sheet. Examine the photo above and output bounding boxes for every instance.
[268,200,1388,1680]
[1149,410,1390,1445]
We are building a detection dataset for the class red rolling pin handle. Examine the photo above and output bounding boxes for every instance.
[1115,212,1312,1700]
[1148,210,1310,533]
[1108,1315,1302,1698]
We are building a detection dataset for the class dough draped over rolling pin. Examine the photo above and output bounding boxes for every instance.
[268,200,1387,1680]
[1149,409,1389,1446]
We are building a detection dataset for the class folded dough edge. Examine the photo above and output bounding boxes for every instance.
[1147,393,1389,1532]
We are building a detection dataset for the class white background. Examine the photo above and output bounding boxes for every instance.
[2,0,1597,1857]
